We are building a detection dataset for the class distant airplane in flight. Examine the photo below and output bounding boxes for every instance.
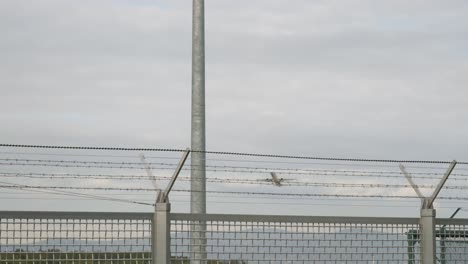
[269,172,284,186]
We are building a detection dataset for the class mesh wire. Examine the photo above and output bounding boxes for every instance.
[12,212,467,263]
[0,215,152,264]
[171,216,421,264]
[436,223,468,263]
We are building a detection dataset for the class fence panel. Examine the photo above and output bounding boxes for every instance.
[0,211,153,264]
[436,218,468,263]
[10,211,468,263]
[170,214,421,264]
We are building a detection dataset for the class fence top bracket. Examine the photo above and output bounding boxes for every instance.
[400,160,457,209]
[156,148,191,204]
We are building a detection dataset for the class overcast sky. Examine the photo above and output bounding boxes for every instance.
[1,0,468,216]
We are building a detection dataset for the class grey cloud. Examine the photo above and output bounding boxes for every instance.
[1,0,467,160]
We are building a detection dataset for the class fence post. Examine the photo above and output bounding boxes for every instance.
[153,203,171,264]
[420,208,436,264]
[401,161,457,264]
[151,148,190,264]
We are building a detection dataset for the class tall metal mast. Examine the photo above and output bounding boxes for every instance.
[191,0,206,220]
[191,0,207,263]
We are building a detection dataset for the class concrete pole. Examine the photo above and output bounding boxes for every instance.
[420,208,436,264]
[152,203,171,264]
[191,0,207,263]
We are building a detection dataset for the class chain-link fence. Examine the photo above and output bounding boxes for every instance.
[0,211,152,264]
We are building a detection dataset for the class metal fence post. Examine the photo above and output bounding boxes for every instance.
[420,208,436,264]
[401,161,457,264]
[151,149,189,264]
[153,203,171,264]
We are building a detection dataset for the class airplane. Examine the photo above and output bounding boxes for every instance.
[269,172,284,187]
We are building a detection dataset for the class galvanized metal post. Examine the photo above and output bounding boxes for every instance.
[420,208,436,264]
[191,0,207,263]
[191,0,206,213]
[152,203,171,264]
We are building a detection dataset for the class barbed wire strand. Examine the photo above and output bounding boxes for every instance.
[2,161,468,173]
[3,170,468,181]
[1,144,465,164]
[1,151,460,169]
[4,172,468,189]
[3,184,468,201]
[0,195,462,209]
[2,158,467,173]
[0,180,153,206]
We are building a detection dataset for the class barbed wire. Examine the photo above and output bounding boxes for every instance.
[0,184,419,198]
[0,170,428,179]
[0,189,418,201]
[1,144,465,164]
[1,158,465,174]
[7,189,468,206]
[0,195,463,209]
[0,180,153,206]
[2,160,467,174]
[3,169,468,182]
[3,184,468,201]
[0,151,460,169]
[0,145,466,207]
[4,172,468,189]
